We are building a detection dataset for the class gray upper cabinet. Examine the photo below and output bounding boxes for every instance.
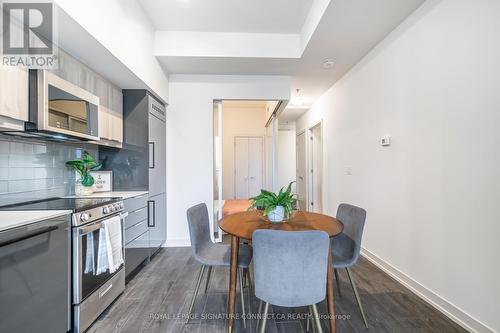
[148,96,166,197]
[0,66,29,130]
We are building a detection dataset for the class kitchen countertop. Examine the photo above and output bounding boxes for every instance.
[65,191,149,200]
[0,210,72,232]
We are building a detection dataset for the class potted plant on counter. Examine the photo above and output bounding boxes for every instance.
[66,151,102,196]
[249,181,297,223]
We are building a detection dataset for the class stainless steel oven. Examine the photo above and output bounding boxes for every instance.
[72,201,126,333]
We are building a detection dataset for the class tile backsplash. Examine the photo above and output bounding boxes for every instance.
[0,135,97,202]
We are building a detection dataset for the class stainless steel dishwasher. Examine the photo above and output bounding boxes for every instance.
[0,213,71,333]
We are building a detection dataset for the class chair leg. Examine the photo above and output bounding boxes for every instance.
[346,268,369,328]
[204,266,212,293]
[334,268,342,297]
[238,268,246,328]
[259,302,270,333]
[312,303,323,333]
[186,265,206,324]
[306,306,312,332]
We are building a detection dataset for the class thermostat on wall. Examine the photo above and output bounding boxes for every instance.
[381,135,391,146]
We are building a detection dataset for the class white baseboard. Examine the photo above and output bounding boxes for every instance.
[165,238,191,247]
[361,248,496,333]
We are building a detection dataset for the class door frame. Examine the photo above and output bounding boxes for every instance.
[233,135,265,199]
[296,129,307,211]
[297,120,325,211]
[213,100,223,243]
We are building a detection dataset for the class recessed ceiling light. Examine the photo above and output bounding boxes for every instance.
[323,58,335,69]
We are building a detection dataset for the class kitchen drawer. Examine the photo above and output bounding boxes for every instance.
[124,220,148,244]
[125,230,150,277]
[124,207,147,230]
[123,194,148,213]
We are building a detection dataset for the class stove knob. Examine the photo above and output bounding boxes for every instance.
[109,205,116,212]
[103,206,110,214]
[119,202,124,209]
[80,213,90,222]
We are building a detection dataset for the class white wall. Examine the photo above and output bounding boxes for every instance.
[221,105,267,199]
[297,0,500,332]
[55,0,169,102]
[167,75,290,246]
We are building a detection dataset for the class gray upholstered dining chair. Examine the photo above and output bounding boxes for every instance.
[332,203,368,328]
[186,203,252,327]
[252,230,330,333]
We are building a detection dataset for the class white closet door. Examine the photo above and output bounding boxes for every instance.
[248,137,263,197]
[296,132,307,210]
[234,137,249,199]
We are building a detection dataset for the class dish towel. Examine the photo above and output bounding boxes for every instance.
[103,215,124,274]
[84,232,95,274]
[96,226,109,275]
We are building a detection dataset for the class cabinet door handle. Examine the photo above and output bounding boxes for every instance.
[147,200,156,227]
[149,142,155,168]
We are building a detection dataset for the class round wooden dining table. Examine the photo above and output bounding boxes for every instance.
[220,210,344,333]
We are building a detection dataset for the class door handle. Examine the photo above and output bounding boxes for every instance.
[147,200,156,227]
[149,142,155,168]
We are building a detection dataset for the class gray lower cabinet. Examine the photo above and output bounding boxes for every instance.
[148,193,166,253]
[0,215,71,333]
[123,195,150,278]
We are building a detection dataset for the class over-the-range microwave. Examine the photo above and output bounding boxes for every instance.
[2,70,100,142]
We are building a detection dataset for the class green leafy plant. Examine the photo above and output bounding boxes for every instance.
[249,181,297,218]
[66,151,102,187]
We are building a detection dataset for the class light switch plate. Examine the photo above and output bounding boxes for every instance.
[381,135,391,146]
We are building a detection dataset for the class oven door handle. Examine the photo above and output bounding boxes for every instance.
[79,221,104,235]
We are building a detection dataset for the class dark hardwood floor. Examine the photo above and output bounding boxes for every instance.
[89,247,468,333]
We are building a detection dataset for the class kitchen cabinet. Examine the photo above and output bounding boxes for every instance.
[123,194,150,279]
[0,214,71,333]
[148,193,166,251]
[97,84,123,146]
[100,90,167,256]
[0,66,28,130]
[148,106,166,197]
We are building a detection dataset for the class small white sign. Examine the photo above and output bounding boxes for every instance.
[90,171,113,192]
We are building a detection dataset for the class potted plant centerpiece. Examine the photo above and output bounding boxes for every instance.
[66,151,102,196]
[249,182,297,223]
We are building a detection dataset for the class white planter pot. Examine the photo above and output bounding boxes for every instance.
[268,206,285,223]
[75,184,93,196]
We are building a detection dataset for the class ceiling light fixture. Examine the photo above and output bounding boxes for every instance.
[291,89,305,106]
[323,58,335,69]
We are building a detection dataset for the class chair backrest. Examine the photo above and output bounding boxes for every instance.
[252,230,329,307]
[186,203,213,262]
[334,203,367,265]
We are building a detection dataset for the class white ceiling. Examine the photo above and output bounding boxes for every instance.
[139,0,426,120]
[139,0,312,33]
[279,106,310,122]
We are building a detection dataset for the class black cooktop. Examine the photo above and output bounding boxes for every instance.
[0,197,121,213]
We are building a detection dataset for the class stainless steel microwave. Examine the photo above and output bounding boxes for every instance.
[2,70,100,141]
